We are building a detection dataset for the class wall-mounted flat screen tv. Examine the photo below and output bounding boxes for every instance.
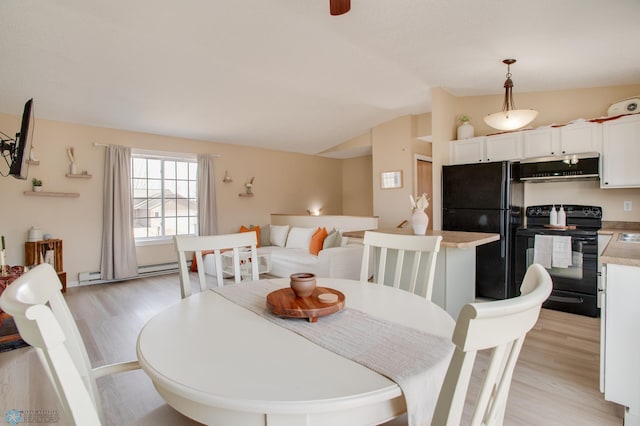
[9,98,34,179]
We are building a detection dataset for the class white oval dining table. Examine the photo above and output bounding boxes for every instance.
[136,278,455,426]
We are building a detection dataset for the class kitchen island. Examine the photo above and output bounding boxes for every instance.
[597,225,640,426]
[343,229,499,319]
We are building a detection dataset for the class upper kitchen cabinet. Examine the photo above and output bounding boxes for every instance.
[450,136,485,165]
[450,133,522,165]
[558,121,602,155]
[601,114,640,188]
[450,118,605,166]
[522,122,601,159]
[522,127,559,158]
[485,132,522,162]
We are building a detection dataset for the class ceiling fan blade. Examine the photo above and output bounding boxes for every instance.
[330,0,350,15]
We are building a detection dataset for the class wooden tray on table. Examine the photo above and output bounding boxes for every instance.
[266,287,345,322]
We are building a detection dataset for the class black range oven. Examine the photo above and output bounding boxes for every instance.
[514,205,601,317]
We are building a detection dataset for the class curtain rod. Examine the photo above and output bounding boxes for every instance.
[92,142,222,157]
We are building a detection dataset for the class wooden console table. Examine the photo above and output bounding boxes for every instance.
[25,239,67,292]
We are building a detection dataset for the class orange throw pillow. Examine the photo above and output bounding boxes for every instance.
[239,225,261,248]
[309,227,328,255]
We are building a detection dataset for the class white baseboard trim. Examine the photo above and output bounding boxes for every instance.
[76,262,186,286]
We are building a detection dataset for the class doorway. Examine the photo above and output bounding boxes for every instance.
[415,157,433,230]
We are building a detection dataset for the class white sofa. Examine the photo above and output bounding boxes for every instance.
[203,215,378,280]
[257,243,365,279]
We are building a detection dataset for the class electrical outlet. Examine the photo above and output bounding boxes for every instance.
[624,201,632,211]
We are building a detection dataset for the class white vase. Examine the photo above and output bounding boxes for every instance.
[33,186,42,192]
[410,210,429,235]
[70,162,78,175]
[457,121,474,139]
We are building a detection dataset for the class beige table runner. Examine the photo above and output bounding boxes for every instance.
[212,280,454,426]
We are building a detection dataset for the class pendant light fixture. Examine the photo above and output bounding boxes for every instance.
[484,59,538,131]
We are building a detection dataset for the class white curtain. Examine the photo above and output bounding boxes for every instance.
[101,145,138,280]
[197,154,218,236]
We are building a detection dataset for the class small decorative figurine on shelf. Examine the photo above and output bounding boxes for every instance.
[240,176,255,197]
[67,146,77,174]
[245,176,254,194]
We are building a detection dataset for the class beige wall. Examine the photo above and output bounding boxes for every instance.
[356,113,434,229]
[431,84,640,225]
[415,112,432,139]
[322,131,372,155]
[431,88,458,229]
[371,116,417,228]
[524,181,640,222]
[342,155,373,216]
[0,114,343,284]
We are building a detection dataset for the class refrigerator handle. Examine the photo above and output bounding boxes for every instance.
[500,216,506,258]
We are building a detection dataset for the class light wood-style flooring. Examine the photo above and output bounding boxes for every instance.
[0,273,624,425]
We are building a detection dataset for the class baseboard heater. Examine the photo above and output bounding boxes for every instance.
[78,261,188,285]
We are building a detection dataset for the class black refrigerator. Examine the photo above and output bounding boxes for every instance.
[442,161,523,300]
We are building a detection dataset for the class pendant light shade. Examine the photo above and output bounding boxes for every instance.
[484,59,538,131]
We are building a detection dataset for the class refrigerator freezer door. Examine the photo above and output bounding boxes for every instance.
[443,162,509,210]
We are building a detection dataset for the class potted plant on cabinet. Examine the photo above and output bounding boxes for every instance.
[32,178,43,192]
[457,115,475,139]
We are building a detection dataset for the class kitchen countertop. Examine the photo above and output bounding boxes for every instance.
[599,222,640,267]
[342,229,500,249]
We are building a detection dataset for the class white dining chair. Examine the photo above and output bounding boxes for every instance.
[0,264,141,425]
[174,232,259,299]
[386,263,552,426]
[359,231,443,300]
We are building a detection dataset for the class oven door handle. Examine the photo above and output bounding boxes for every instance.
[548,295,584,304]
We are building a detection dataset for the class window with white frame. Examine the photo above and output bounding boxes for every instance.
[132,151,198,241]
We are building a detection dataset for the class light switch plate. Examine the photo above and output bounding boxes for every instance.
[623,201,632,211]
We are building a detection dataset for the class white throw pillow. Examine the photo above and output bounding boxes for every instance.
[323,229,339,249]
[285,227,316,249]
[270,225,290,247]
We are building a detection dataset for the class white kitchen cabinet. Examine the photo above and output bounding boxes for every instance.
[558,121,602,155]
[449,136,485,164]
[601,263,640,425]
[485,132,522,162]
[521,122,600,159]
[601,114,640,188]
[450,133,522,165]
[450,118,604,165]
[522,127,559,157]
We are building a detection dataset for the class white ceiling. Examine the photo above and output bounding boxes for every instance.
[1,0,640,156]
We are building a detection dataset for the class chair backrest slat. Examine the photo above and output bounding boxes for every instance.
[360,231,442,301]
[174,232,259,298]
